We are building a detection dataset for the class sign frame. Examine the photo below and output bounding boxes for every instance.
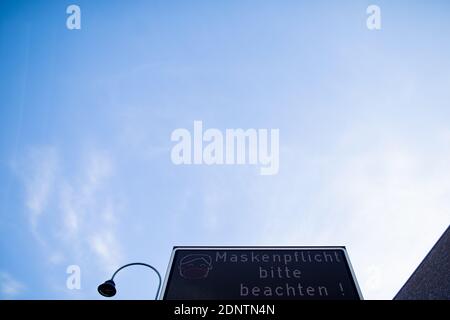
[159,246,364,300]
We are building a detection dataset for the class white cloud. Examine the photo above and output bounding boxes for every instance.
[14,146,58,234]
[362,265,383,293]
[89,230,122,272]
[83,151,114,196]
[324,138,450,299]
[48,252,65,265]
[59,183,79,237]
[16,146,124,283]
[0,272,26,298]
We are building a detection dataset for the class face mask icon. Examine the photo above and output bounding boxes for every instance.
[179,254,213,279]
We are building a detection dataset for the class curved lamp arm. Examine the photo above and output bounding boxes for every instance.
[99,262,162,300]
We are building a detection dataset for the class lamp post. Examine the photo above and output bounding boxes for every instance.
[98,262,162,300]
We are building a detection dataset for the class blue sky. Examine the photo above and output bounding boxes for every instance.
[0,0,449,299]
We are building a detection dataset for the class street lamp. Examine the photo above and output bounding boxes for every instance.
[98,262,162,300]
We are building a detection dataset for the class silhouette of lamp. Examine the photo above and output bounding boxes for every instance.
[98,263,162,299]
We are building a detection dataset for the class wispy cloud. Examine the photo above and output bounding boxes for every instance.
[89,230,122,271]
[324,134,450,299]
[14,146,58,236]
[16,146,124,286]
[0,272,26,298]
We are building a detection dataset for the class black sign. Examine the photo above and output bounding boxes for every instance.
[161,247,363,300]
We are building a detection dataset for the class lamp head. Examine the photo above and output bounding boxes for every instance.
[98,280,116,297]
